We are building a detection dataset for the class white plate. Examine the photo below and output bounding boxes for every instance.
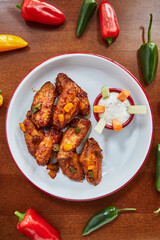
[6,53,153,201]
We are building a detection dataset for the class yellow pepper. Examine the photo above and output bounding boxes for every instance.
[0,35,28,52]
[63,103,74,112]
[88,165,94,170]
[63,143,73,151]
[0,95,3,107]
[58,114,64,124]
[19,123,26,132]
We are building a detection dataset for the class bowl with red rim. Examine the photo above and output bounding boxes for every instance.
[93,88,135,130]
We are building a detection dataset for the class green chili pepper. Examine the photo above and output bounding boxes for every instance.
[0,90,2,94]
[76,0,97,37]
[74,127,81,134]
[140,13,158,85]
[82,206,136,236]
[31,102,42,114]
[155,144,160,191]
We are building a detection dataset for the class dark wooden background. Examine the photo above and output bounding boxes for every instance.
[1,0,160,239]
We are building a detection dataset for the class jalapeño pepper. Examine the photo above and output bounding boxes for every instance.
[140,14,158,85]
[76,0,97,37]
[82,206,136,236]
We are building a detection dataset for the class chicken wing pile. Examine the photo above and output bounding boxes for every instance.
[19,73,103,185]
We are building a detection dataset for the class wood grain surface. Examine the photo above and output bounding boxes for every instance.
[1,0,160,239]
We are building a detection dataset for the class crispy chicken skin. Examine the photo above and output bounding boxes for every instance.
[57,118,91,181]
[79,138,102,186]
[58,152,84,181]
[22,118,44,156]
[53,81,80,129]
[30,82,56,128]
[35,127,62,166]
[56,73,90,116]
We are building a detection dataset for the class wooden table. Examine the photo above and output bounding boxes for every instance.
[1,0,160,239]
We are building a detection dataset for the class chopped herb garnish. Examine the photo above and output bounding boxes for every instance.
[53,144,60,152]
[88,170,93,178]
[69,166,76,173]
[31,102,42,114]
[0,90,2,94]
[74,127,81,134]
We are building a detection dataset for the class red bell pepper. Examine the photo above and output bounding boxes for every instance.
[16,0,65,25]
[99,0,119,45]
[14,209,60,240]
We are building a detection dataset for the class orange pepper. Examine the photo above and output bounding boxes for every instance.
[93,105,105,113]
[48,170,57,179]
[117,89,130,102]
[112,119,122,131]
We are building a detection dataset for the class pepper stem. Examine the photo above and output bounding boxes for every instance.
[14,211,26,223]
[16,3,22,9]
[117,208,137,213]
[148,13,152,43]
[153,208,160,214]
[106,37,115,45]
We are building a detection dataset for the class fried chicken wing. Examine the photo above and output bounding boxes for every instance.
[57,118,91,181]
[20,118,44,156]
[79,138,103,186]
[35,127,62,166]
[56,73,90,116]
[58,152,84,181]
[30,82,56,128]
[53,81,80,129]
